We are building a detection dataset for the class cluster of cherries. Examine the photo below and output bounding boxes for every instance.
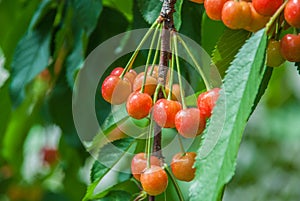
[190,0,300,66]
[101,66,220,195]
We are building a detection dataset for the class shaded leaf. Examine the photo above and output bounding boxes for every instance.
[201,13,225,55]
[190,30,267,201]
[212,28,249,78]
[102,0,133,22]
[10,7,56,106]
[71,0,103,35]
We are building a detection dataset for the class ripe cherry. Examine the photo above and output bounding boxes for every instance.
[110,67,124,76]
[175,108,206,138]
[131,153,161,181]
[126,92,152,119]
[222,1,251,29]
[197,88,220,118]
[266,39,285,67]
[133,72,157,96]
[171,152,196,182]
[245,2,270,32]
[165,84,181,101]
[204,0,229,21]
[124,69,137,85]
[101,75,132,104]
[153,99,182,128]
[140,165,168,196]
[280,34,300,62]
[252,0,283,16]
[284,0,300,28]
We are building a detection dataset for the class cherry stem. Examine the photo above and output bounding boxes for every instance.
[146,115,154,169]
[163,164,184,201]
[150,26,163,76]
[265,0,288,35]
[167,42,175,101]
[173,34,187,109]
[176,35,212,91]
[141,23,162,93]
[177,135,186,155]
[120,19,159,78]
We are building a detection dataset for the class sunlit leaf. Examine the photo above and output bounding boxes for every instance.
[212,28,249,77]
[190,30,267,201]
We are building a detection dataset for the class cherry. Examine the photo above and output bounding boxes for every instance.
[266,39,285,67]
[131,153,161,181]
[221,1,251,30]
[204,0,229,21]
[171,152,196,182]
[133,72,157,96]
[101,75,132,104]
[41,147,59,165]
[165,84,181,101]
[140,165,168,196]
[110,67,124,76]
[124,69,137,85]
[280,34,300,62]
[245,2,270,32]
[190,0,204,4]
[284,0,300,28]
[197,88,220,118]
[153,99,182,128]
[175,108,206,138]
[252,0,283,16]
[126,91,153,119]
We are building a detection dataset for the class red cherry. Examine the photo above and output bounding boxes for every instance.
[221,1,251,29]
[110,67,124,76]
[153,99,182,128]
[124,69,137,84]
[197,88,220,118]
[133,72,157,96]
[245,2,270,32]
[101,75,132,104]
[171,152,196,182]
[140,165,168,196]
[284,0,300,28]
[252,0,283,16]
[204,0,229,21]
[280,34,300,62]
[131,153,161,181]
[175,108,206,138]
[126,92,152,119]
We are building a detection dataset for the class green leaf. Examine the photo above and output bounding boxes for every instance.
[189,30,267,201]
[201,13,225,55]
[71,0,103,35]
[10,6,56,106]
[94,190,131,201]
[102,0,133,22]
[137,0,183,30]
[84,138,136,201]
[212,29,249,78]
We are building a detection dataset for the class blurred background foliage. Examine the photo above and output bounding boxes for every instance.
[0,0,299,201]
